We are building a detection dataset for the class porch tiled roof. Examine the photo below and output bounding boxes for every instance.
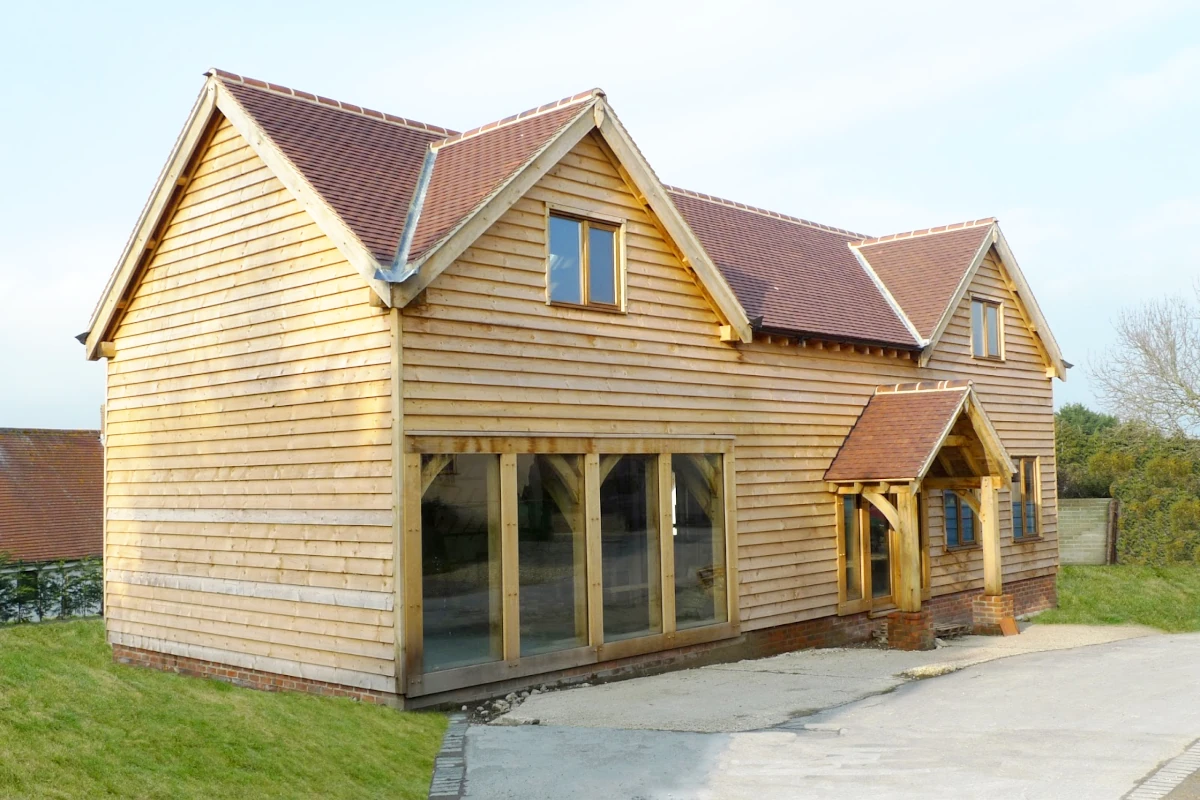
[0,429,103,563]
[824,382,970,482]
[854,221,995,340]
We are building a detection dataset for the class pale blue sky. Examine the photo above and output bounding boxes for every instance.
[2,1,1197,429]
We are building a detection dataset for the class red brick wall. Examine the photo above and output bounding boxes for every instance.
[111,644,397,706]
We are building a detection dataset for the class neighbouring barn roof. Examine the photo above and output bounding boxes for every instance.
[0,429,103,563]
[87,69,1066,368]
[824,382,973,483]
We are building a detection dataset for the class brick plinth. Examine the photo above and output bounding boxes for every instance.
[972,593,1016,635]
[887,609,935,651]
[110,574,1060,708]
[111,644,397,706]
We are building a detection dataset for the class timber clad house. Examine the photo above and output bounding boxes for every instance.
[82,70,1066,706]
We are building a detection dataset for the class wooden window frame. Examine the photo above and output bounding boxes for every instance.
[836,493,927,614]
[942,490,981,552]
[970,297,1004,361]
[401,437,738,698]
[545,208,625,313]
[1011,456,1042,541]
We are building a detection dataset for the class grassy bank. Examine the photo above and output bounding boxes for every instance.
[1035,565,1200,632]
[0,620,445,799]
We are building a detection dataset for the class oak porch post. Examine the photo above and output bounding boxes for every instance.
[894,487,922,613]
[979,476,1003,596]
[973,474,1016,635]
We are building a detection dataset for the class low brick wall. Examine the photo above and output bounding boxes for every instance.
[1059,498,1114,565]
[111,644,398,706]
[111,574,1059,709]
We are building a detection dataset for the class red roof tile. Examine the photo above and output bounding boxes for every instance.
[0,429,103,563]
[204,71,995,350]
[824,383,969,482]
[670,189,919,348]
[216,72,451,264]
[855,221,995,340]
[408,94,597,261]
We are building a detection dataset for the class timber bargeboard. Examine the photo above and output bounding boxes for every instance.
[91,79,1061,698]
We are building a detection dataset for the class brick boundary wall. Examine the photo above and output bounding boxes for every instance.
[111,574,1058,708]
[111,644,398,706]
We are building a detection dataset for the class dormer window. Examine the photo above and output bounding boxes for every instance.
[971,298,1003,360]
[548,212,621,310]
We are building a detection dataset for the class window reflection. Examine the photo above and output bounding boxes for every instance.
[517,455,588,656]
[672,454,727,629]
[599,455,662,642]
[421,454,503,672]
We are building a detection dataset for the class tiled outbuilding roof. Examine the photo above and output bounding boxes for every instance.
[854,221,996,340]
[824,382,970,482]
[0,429,103,563]
[194,71,1001,349]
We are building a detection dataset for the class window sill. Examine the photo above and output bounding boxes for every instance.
[971,355,1005,363]
[547,300,626,315]
[942,543,981,554]
[1012,535,1043,544]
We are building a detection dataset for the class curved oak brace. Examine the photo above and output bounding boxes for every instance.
[860,490,901,532]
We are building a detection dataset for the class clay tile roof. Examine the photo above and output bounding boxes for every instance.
[213,71,453,264]
[407,90,600,261]
[668,188,920,348]
[824,382,970,482]
[854,220,995,340]
[0,429,103,563]
[200,71,1001,352]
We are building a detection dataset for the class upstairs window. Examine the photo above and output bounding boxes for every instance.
[971,299,1003,359]
[1012,457,1041,539]
[548,213,621,309]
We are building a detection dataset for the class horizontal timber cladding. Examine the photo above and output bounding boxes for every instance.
[104,116,397,693]
[923,253,1059,592]
[402,133,1059,635]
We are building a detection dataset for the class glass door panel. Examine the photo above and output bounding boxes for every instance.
[420,454,503,672]
[516,454,588,656]
[599,455,662,642]
[868,501,892,600]
[671,454,727,629]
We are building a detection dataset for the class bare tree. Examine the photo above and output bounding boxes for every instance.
[1092,289,1200,435]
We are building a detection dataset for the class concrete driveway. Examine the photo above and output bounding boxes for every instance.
[440,628,1200,799]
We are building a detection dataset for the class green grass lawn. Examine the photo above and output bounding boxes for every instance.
[1035,564,1200,632]
[0,620,446,799]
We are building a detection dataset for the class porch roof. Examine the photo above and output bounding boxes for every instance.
[825,381,1006,484]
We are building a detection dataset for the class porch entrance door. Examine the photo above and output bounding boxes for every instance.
[867,501,893,604]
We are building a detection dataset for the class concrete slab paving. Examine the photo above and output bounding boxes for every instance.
[501,623,1156,733]
[464,633,1200,800]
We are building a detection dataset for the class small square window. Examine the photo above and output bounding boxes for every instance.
[971,299,1003,359]
[548,213,620,309]
[943,491,977,548]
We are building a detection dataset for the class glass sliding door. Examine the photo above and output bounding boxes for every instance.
[599,455,662,642]
[516,454,588,656]
[671,454,727,629]
[420,454,503,672]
